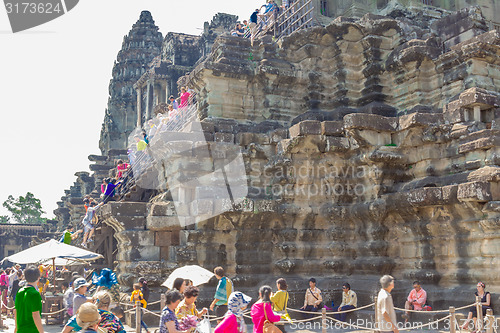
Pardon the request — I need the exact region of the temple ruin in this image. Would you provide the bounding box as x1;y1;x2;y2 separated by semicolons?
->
55;0;500;310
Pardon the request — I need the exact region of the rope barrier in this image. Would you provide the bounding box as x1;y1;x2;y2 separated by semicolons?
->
394;302;477;314
287;302;375;315
142;307;162;318
0;300;14;311
41;308;67;316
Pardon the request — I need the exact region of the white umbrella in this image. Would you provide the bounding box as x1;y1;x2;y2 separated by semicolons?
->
0;239;103;265
162;265;214;289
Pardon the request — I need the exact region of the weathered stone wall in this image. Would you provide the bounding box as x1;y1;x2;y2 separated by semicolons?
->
95;7;500;308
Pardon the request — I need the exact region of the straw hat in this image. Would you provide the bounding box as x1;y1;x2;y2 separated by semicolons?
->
76;303;101;328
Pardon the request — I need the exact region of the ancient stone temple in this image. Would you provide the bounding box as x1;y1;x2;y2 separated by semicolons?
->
57;2;500;311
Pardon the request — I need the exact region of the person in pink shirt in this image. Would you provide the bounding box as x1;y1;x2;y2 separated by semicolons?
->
179;87;191;108
116;159;129;179
251;286;281;333
214;292;252;333
403;281;427;322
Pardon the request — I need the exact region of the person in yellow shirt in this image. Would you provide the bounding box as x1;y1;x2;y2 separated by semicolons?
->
271;278;290;332
130;283;150;333
333;283;357;322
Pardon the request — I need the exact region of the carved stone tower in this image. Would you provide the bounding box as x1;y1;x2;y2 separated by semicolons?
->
99;11;163;155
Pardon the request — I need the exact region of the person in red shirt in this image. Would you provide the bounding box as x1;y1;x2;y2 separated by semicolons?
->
179;87;191;108
116;160;129;179
403;281;427;322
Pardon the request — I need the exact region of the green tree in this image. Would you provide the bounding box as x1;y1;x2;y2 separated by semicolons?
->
3;192;46;224
0;216;9;224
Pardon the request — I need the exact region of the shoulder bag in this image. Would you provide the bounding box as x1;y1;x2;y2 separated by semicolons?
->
263;303;282;333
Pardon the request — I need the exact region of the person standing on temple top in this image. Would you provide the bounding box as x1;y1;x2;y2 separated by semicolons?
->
403;281;427;322
332;282;357;322
251;285;281;333
15;265;44;333
376;275;399;333
169;95;179;110
271;278;290;332
210;266;234;323
300;277;322;319
231;23;246;37
135;135;148;151
249;8;259;31
215;291;252;333
81;201;104;248
116;159;129;179
59;225;83;245
179;87;191;108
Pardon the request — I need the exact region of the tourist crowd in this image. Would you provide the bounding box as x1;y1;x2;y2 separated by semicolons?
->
1;262;492;333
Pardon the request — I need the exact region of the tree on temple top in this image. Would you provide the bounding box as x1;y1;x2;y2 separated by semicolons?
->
0;215;9;224
2;192;46;224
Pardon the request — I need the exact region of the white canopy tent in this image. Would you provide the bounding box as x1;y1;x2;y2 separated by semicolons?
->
1;239;103;285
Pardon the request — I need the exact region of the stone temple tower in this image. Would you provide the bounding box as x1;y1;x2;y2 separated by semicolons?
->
99;11;163;155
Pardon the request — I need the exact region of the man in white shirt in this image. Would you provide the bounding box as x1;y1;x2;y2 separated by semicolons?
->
377;275;399;333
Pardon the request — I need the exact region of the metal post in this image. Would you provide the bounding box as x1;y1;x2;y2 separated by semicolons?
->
161;293;166;310
449;306;456;333
374;296;378;330
486;309;493;333
476;296;483;331
136;301;141;333
322;307;327;333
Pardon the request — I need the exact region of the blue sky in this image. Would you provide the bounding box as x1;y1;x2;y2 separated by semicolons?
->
0;0;260;219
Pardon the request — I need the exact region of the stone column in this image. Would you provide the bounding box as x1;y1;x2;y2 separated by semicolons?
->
161;82;168;104
136;87;142;127
145;80;152;120
474;105;481;122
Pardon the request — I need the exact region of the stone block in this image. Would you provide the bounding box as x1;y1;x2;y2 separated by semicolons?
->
147;216;184;231
151;202;176;216
407;187;443;207
467;166;500;183
343;113;397;132
457;181;492;202
192;141;211;158
214;132;235;143
190;200;214;216
236;132;255;146
442;185;459;204
325;137;350;152
155;231;180;247
458;136;500;154
321;121;343;136
101;202;147;217
398;113;443;131
289;120;322;138
160;246;171;261
270;128;288;143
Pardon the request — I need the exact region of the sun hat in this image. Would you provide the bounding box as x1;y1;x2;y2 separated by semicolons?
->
73;277;90;290
76;303;101;328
